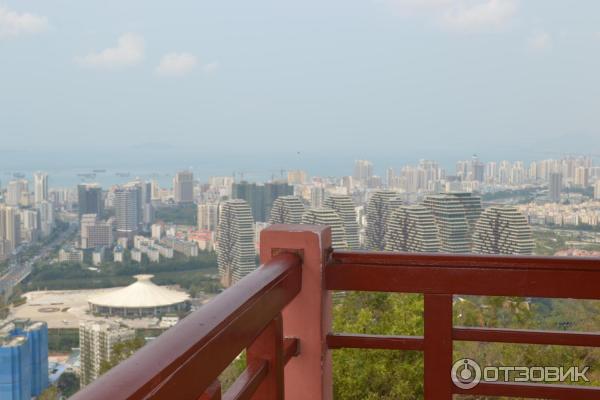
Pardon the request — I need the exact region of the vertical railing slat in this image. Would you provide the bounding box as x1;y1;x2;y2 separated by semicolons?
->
424;294;453;400
247;314;284;399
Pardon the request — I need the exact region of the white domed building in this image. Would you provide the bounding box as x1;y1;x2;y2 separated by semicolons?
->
88;275;190;318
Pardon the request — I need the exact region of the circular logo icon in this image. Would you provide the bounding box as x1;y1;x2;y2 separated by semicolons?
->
451;358;482;390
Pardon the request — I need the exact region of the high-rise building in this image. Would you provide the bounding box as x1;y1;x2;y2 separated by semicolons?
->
114;186;140;238
0;333;30;399
473;206;534;255
269;196;305;225
323;194;360;249
310;187;325;208
0;205;21;253
78;184;103;217
19;209;39;243
173;171;194;203
287;170;307;185
0;319;49;398
79;321;135;387
6;180;28;207
197;202;219;231
595;181;600;200
216;200;256;287
262;182;294;222
423;193;481;253
231;181;293;222
125;180;154;229
471;157;485;182
302;208;348;249
365;191;402;250
353;160;373;185
81;214;114;249
36;201;54;237
574;166;589;188
384;205;440;253
33;172;48;205
549;172;562;202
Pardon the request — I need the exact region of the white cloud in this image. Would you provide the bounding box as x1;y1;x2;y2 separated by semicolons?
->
442;0;517;32
155;52;198;76
386;0;518;33
528;31;552;51
0;6;48;39
76;33;144;69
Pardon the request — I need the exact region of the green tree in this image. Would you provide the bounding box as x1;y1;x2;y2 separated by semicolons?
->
332;292;424;400
99;337;146;375
38;386;59;400
57;372;80;397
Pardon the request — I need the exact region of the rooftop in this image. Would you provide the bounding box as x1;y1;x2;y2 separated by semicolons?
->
88;274;189;309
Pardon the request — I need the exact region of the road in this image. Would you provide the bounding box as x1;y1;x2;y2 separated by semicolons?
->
0;223;77;300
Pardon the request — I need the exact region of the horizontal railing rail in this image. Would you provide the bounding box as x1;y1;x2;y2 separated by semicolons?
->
73;252;303;400
326;250;600;400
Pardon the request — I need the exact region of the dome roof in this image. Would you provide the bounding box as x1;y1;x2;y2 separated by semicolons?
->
88;275;189;309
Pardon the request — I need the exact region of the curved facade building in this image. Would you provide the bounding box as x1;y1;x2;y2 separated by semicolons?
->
217;199;256;287
385;205;440;253
365;191;402;250
269;196;305;225
423;193;481;254
323;195;360;249
302;208;348;249
473;206;534;255
88;275;190;317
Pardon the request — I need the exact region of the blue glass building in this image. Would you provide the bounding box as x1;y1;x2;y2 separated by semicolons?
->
0;319;49;399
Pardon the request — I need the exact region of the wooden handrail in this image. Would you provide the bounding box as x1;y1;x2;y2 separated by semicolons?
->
327;249;600;399
73;252;302;400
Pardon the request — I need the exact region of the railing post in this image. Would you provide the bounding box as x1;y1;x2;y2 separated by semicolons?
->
247;314;284;399
424;294;453;399
260;224;333;400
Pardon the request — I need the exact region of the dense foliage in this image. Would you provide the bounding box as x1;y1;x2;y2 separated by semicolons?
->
155;203;197;225
333;292;424;400
57;372;80;398
21;251;220;295
48;329;79;352
332;292;600;399
99;336;146;375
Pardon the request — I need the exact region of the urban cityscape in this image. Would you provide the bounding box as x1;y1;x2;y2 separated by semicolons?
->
1;155;600;398
3;0;600;398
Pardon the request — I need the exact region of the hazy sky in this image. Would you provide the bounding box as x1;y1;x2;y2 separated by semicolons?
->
1;0;600;174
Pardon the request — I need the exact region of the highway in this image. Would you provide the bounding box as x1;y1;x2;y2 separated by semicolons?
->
0;223;77;300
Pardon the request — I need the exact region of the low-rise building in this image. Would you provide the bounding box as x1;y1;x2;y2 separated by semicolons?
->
59;247;84;263
92;248;106;266
162;237;199;257
147;247;160;263
113;246;125;263
131;248;143;263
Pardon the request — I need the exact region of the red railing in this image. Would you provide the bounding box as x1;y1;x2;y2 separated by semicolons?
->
327;250;600;399
72;225;600;400
72;251;302;400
